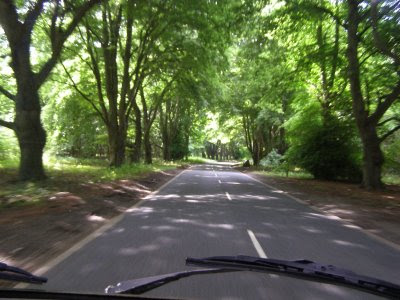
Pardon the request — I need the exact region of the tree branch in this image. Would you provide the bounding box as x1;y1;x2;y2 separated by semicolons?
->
63;44;94;73
371;0;400;66
328;15;340;91
120;4;134;112
60;61;107;125
84;26;109;125
0;0;23;45
24;0;47;34
150;78;174;124
370;79;400;124
35;0;101;88
301;3;347;29
378;116;400;127
0;118;15;130
50;0;61;43
0;85;15;101
380;124;400;142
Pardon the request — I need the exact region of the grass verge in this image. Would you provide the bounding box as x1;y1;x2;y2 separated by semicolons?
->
182;156;208;164
255;168;400;185
383;173;400;186
254;170;313;180
0;156;181;210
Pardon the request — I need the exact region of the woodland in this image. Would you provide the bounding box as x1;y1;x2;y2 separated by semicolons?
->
0;0;400;190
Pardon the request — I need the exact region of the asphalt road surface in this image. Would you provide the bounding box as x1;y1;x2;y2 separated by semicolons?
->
38;164;400;299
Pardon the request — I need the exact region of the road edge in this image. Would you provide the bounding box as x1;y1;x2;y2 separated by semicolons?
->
241;170;400;252
17;167;190;283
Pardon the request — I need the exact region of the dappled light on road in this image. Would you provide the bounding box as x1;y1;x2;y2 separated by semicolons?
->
0;253;16;266
299;226;324;234
36;164;397;300
185;199;201;203
119;244;160;256
343;224;363;230
332;240;367;249
305;212;342;220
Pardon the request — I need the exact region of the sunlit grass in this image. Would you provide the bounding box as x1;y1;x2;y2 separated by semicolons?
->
259;169;400;185
0;183;48;209
382;173;400;185
254;169;313;179
0;157;18;169
182;156;240;164
44;156;179;181
0;155;181;210
183;156;208;164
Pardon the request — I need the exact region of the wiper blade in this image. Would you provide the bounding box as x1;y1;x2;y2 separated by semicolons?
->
187;255;400;299
106;268;238;295
0;262;47;284
105;255;400;299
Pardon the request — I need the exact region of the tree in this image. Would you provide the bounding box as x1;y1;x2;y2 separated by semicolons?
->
267;0;400;188
153;1;234;161
346;0;400;189
226;36;291;165
0;0;100;180
268;0;361;179
62;0;147;166
140;78;174;164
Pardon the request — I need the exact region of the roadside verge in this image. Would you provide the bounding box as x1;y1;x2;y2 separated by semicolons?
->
241;170;400;251
0;167;187;286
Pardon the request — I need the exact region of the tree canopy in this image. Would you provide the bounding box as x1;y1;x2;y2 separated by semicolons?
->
1;0;399;190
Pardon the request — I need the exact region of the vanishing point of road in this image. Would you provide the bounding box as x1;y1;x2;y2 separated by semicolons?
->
36;164;400;299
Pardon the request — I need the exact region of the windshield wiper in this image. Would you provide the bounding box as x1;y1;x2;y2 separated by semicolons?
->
106;268;238;295
106;255;400;299
0;262;47;284
187;255;400;299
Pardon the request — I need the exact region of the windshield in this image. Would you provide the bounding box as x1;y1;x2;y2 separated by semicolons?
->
1;1;400;299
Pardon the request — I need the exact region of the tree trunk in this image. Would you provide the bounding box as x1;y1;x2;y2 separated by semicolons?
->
107;126;126;167
359;125;383;189
252;152;260;166
15;108;46;180
0;0;100;181
160;106;170;161
131;103;142;163
252;141;261;166
346;1;384;189
13;53;47;180
144;129;152;164
162;134;171;161
6;29;48;180
184;133;189;160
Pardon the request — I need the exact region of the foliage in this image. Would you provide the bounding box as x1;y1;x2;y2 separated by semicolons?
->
383;131;400;175
260;149;283;169
170;125;189;160
287;115;362;182
0;0;399;189
0;129;19;161
255;169;313;180
43;89;107;158
184;156;208;164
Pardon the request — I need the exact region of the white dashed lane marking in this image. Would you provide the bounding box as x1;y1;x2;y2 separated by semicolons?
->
225;192;232;201
247;229;267;258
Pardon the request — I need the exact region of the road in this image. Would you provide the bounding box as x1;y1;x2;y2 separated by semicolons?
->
38;164;400;299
